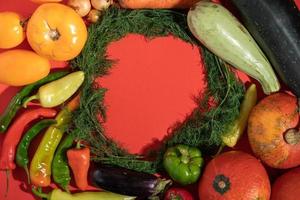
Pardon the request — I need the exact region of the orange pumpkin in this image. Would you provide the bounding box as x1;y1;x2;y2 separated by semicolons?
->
248;93;300;169
26;3;87;61
0;50;50;86
271;167;300;200
0;12;25;49
199;151;270;200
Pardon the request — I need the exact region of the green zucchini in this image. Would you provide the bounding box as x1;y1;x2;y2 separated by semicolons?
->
187;1;280;95
230;0;300;97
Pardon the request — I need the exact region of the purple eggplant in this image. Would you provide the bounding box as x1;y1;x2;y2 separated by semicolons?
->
91;165;172;199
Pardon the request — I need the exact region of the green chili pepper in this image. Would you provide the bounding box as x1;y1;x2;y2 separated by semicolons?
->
30;95;80;187
52;134;74;191
23;71;84;108
163;144;204;185
32;188;136;200
30;108;72;187
221;84;257;147
16;119;57;183
0;71;68;133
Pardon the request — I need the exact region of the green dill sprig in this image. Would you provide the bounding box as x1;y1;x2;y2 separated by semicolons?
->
71;7;245;173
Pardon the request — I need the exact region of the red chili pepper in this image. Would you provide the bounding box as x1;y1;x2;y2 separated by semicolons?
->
164;188;194;200
0;108;57;170
67;144;90;191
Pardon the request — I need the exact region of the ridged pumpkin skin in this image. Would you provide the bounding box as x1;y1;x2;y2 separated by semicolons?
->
248;93;300;169
199;151;270;200
271;167;300;200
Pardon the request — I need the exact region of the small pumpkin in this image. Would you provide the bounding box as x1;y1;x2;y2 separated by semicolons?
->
271;167;300;200
198;151;270;200
248;93;300;169
26;3;87;61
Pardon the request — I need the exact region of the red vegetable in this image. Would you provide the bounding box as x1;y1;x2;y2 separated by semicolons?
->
118;0;200;9
271;167;300;200
67;145;90;190
164;188;194;200
0;108;57;170
198;151;270;200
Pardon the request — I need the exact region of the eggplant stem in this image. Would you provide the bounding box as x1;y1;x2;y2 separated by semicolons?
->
152;179;172;197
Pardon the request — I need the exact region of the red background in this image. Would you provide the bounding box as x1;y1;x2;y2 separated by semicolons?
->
0;0;300;199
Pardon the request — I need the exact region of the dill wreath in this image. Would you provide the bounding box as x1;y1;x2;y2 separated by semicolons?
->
70;7;245;173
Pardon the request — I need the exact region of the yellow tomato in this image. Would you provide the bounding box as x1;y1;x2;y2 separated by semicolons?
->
0;50;50;86
26;3;87;61
0;12;25;49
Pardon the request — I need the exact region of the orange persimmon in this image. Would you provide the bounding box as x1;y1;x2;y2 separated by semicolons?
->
248;93;300;169
0;50;50;86
26;3;87;61
0;12;25;49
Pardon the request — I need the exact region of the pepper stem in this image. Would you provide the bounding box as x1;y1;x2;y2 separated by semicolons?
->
215;143;225;157
23;95;39;108
24;166;31;184
32;187;49;200
5;170;9;198
76;141;81;149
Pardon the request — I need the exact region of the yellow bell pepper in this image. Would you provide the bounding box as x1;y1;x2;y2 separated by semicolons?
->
221;84;257;147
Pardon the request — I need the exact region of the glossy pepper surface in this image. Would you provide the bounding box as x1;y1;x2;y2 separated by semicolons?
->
0;12;25;49
52;134;74;191
23;71;84;108
30;95;80;187
0;108;57;170
67;146;90;190
163;144;203;185
0;71;68;133
32;188;136;200
16;119;56;182
221;84;257;147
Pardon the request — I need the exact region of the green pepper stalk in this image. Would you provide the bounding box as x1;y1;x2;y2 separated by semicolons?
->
163;144;204;185
32;187;136;200
23;71;84;108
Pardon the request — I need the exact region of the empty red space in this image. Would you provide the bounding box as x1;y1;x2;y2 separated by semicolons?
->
99;34;204;154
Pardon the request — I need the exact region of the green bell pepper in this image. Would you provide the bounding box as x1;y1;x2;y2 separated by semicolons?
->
163;144;204;185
